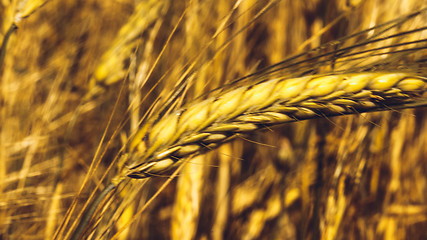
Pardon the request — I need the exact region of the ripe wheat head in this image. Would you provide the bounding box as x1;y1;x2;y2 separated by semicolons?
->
125;72;427;178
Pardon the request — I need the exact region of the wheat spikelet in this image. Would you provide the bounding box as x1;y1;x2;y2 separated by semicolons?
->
87;0;167;99
125;72;427;178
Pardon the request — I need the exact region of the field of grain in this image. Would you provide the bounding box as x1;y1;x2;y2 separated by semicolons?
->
1;0;427;239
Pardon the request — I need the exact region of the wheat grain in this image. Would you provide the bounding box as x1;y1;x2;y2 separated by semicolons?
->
124;72;427;178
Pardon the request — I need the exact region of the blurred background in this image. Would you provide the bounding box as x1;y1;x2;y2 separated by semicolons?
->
1;0;426;239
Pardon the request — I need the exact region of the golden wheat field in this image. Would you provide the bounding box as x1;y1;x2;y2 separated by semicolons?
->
1;0;427;239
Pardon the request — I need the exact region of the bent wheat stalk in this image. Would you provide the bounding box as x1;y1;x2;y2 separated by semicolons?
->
125;72;427;178
68;5;427;239
70;71;427;239
0;23;17;68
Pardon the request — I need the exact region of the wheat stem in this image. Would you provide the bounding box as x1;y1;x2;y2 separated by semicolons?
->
0;23;17;68
69;183;117;240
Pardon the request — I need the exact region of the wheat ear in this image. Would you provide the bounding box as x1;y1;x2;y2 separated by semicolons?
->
125;72;427;178
87;0;166;99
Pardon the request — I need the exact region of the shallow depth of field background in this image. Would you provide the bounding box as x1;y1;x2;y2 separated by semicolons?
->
1;0;427;239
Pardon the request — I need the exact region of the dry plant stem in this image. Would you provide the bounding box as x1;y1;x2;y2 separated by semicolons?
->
111;160;188;240
0;23;17;68
69;183;117;240
70;156;189;240
57;77;129;240
126;72;427;178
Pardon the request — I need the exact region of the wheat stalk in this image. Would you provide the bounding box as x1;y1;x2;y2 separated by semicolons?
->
70;71;426;239
124;72;426;178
